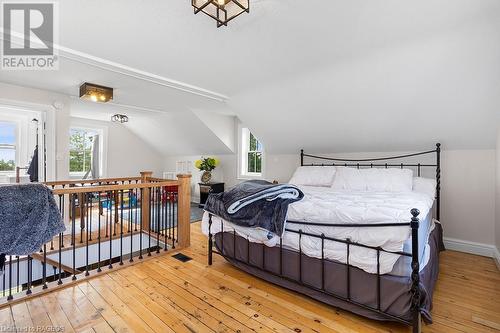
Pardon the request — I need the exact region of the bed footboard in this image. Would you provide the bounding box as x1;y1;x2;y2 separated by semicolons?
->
207;209;424;332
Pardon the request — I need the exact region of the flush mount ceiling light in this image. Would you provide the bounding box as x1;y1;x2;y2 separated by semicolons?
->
111;114;129;123
79;83;113;103
192;0;249;27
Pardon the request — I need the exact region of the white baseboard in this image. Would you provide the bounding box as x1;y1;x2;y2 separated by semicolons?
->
494;248;500;271
443;237;498;258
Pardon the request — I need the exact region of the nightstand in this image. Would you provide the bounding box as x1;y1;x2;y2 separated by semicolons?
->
198;182;225;208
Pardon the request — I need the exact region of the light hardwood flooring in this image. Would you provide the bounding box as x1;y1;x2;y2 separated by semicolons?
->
2;222;500;333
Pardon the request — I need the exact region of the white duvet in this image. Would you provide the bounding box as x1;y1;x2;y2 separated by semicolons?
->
202;186;435;275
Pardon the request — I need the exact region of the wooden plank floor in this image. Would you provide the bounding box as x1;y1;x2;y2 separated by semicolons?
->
3;222;500;333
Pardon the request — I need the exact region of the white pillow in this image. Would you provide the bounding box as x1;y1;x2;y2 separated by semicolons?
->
413;177;436;198
330;167;366;191
289;166;336;187
331;167;414;192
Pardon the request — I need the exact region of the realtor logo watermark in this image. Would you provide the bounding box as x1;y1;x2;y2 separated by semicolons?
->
1;1;59;70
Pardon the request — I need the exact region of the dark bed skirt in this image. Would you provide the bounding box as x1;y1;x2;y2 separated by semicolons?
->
214;223;443;324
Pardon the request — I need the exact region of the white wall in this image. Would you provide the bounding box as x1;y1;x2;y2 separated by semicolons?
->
166;148;498;249
71;117;164;177
0;82;164;180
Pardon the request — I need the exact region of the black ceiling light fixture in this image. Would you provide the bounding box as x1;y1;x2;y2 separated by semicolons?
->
79;83;113;103
192;0;249;27
111;114;129;123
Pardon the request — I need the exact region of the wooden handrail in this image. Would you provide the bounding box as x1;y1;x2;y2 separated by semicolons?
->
45;176;142;187
51;180;180;195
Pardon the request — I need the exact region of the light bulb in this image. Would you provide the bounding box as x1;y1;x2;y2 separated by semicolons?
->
99;94;106;101
217;0;226;6
90;94;98;102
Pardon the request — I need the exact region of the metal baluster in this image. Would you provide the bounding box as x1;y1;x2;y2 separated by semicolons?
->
156;187;161;253
128;189;132;234
139;188;144;260
174;192;178;246
89;192;93;241
16;257;19;293
148;188;152;256
109;191;114;269
80;191;85;244
97;192;102;272
105;191;109;238
42;244;47;289
120;190;124;265
134;188;138;232
58;233;63;285
26;255;32;295
7;256;12;300
172;192;176;249
164;188;168;251
72;194;77;280
59;194;65;248
130;190;134;262
85;194;90;276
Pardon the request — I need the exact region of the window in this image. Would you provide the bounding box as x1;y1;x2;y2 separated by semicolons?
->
69;128;98;175
0;121;17;172
240;127;264;178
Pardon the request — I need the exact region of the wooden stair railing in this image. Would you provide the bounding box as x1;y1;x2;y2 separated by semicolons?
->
0;172;191;308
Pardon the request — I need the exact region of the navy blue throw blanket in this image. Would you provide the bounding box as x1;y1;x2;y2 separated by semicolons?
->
0;184;65;266
204;180;304;237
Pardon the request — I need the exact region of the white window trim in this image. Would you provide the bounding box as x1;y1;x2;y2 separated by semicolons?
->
69;119;108;179
237;124;265;180
0;99;57;182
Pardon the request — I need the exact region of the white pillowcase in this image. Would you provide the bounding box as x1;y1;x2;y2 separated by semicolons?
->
331;167;414;192
289;166;336;187
413;177;436;198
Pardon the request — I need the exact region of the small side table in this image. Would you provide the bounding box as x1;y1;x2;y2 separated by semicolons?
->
198;182;224;208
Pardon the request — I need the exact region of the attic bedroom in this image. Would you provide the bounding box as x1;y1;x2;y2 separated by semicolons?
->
0;1;499;332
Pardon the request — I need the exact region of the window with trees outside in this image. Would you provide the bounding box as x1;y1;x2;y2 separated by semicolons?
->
69;128;98;175
241;127;263;177
0;122;17;172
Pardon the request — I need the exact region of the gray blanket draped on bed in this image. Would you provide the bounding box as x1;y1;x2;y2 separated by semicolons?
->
204;180;304;237
0;184;66;273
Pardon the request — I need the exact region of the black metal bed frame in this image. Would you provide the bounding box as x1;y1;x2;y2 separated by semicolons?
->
207;143;441;333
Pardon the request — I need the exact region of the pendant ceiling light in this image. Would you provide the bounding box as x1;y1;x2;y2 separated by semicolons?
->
111;114;129;123
79;83;113;103
192;0;249;27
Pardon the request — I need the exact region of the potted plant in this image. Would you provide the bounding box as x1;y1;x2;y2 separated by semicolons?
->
195;157;219;184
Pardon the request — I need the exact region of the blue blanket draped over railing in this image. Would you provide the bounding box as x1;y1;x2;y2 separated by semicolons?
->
0;184;65;274
204;180;304;237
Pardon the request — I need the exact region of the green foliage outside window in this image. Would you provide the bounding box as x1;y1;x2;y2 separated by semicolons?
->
69;129;94;173
247;132;262;173
0;159;15;171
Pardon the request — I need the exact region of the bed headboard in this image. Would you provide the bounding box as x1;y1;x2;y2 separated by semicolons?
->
300;143;442;220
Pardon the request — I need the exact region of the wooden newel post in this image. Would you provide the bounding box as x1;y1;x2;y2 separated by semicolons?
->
177;174;192;248
140;171;153;231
